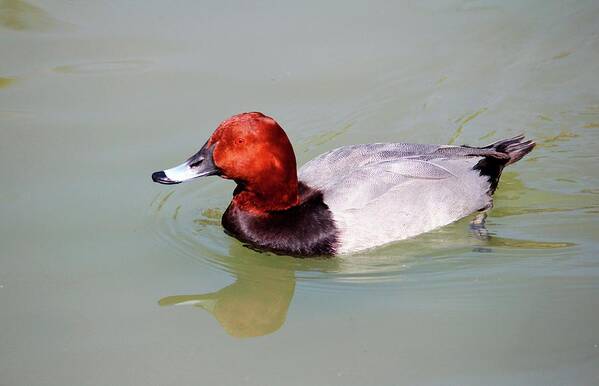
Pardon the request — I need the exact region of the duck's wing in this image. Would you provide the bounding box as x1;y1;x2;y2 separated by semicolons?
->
298;143;507;253
303;158;460;211
298;142;510;192
299;143;440;189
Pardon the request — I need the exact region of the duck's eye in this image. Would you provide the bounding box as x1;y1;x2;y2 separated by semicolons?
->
237;138;245;144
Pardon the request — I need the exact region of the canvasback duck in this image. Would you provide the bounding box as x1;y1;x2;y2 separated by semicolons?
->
152;112;535;256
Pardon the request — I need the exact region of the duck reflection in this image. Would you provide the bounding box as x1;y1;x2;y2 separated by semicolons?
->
0;0;61;31
157;230;573;338
158;243;299;338
156;191;574;339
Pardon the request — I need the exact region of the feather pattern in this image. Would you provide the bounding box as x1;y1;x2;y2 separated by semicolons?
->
299;136;534;254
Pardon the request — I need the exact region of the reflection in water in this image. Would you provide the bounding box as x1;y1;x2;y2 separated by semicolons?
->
0;0;60;31
53;60;152;75
156;229;573;339
536;129;579;148
0;76;16;88
155;195;575;338
485;237;574;249
300;122;353;154
447;107;487;145
492;172;599;218
159;246;296;338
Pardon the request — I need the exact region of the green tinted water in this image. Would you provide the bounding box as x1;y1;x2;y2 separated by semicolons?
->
1;1;599;385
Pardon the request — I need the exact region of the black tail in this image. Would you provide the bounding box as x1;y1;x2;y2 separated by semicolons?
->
483;134;536;165
473;134;536;193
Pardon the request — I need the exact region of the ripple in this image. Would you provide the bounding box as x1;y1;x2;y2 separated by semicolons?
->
148;178;576;291
53;60;151;75
536;130;579;148
491;172;599;217
447;108;488;145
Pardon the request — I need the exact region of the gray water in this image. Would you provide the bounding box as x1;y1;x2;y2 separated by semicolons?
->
1;1;599;385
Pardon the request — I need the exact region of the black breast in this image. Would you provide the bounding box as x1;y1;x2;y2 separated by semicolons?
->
221;184;338;257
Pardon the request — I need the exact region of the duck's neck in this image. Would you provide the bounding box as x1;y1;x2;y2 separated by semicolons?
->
231;173;300;214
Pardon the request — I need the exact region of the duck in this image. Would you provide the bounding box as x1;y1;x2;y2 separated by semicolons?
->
152;112;535;257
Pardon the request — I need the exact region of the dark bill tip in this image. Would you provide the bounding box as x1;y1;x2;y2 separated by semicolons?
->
151;171;180;185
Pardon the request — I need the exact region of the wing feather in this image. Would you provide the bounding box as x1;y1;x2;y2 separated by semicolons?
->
299;143;487;212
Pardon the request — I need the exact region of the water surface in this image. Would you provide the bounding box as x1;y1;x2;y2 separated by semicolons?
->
1;1;599;385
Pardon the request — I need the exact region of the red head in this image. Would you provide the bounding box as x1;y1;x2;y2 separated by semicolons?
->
209;112;299;211
152;112;299;213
